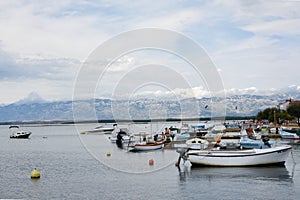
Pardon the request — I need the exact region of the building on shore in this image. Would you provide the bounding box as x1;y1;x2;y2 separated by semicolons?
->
278;98;300;111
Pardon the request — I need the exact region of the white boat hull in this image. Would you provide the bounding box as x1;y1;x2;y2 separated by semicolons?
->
186;145;291;166
130;142;164;151
10;131;31;139
110;135;133;143
280;130;299;139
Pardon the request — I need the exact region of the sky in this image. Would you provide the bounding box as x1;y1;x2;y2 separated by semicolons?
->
0;0;300;104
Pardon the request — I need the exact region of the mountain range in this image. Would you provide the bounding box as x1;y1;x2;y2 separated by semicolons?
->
1;87;299;122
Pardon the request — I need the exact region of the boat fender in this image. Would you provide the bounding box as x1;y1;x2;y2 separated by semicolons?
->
184;160;192;172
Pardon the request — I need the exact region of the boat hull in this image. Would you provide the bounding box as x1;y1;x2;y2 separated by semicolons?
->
130;142;164;151
10;132;31;139
187;145;292;167
280;130;300;139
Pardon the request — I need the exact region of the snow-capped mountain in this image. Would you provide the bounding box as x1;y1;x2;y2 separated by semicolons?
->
1;88;299;122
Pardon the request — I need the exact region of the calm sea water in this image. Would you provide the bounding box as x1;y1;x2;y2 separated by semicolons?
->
1;123;300;200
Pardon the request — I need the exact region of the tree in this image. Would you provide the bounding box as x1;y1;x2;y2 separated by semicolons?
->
287;103;300;125
256;107;293;123
256;107;277;122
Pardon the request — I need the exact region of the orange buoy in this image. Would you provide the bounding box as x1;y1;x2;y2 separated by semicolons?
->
148;159;154;165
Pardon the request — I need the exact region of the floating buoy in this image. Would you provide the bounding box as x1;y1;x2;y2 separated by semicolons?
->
148;159;154;165
31;168;40;179
106;151;111;156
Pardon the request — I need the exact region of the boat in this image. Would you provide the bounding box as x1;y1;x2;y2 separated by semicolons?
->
128;132;164;151
279;130;300;139
129;140;164;151
186;138;209;150
109;124;133;143
190;122;213;136
281;127;300;135
81;125;114;134
9;126;31;139
240;129;261;140
170;124;191;141
240;136;274;149
169;123;191;141
178;144;292;167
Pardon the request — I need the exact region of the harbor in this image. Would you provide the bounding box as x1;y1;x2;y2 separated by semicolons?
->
1;122;300;199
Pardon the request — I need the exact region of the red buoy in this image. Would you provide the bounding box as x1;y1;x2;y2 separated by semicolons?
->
149;159;154;165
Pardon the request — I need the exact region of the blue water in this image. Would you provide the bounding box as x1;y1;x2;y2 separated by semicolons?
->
0;124;300;200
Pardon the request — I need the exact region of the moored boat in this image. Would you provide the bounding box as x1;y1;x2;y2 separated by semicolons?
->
279;130;300;139
186;138;209;150
109;124;133;143
240;136;274;149
180;144;291;167
82;125;114;134
129;140;164;151
9;126;31;139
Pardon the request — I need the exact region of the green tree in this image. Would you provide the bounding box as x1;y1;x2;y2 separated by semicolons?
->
256;107;277;122
256;107;293;123
287;103;300;125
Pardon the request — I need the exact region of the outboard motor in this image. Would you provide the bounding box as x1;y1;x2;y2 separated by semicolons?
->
262;136;271;148
116;133;123;149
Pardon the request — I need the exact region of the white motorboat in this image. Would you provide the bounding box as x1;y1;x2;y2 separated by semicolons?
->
180;144;291;167
108;124;133;143
186;138;209;150
83;125;114;134
240;136;274;149
9;126;31;139
279;130;300;139
170;123;191;141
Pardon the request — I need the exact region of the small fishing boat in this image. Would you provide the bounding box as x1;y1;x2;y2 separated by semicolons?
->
170;123;191;141
82;125;114;134
129;140;164;151
186;138;209;150
179;144;291;167
240;129;261;140
128;132;164;151
9;126;31;139
173;132;190;141
109;124;133;143
191;124;209;136
240;136;274;149
279;130;300;139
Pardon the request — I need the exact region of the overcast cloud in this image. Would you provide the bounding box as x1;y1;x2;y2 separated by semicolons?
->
0;0;299;104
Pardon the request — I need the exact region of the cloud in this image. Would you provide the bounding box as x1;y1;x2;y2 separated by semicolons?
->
133;8;204;31
242;18;300;36
0;0;300;104
0;1;108;59
0;46;80;81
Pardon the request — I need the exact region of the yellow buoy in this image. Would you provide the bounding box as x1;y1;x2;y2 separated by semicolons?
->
148;159;154;166
31;168;40;179
106;151;111;156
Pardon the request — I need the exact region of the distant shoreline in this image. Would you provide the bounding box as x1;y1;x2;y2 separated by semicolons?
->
0;116;255;125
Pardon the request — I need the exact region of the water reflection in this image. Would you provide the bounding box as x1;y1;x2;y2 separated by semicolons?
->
179;166;293;183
